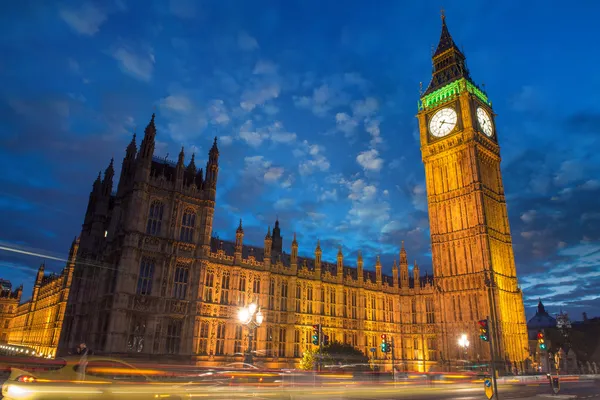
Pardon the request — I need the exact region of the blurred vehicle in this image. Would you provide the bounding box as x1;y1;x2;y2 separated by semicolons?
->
2;356;188;399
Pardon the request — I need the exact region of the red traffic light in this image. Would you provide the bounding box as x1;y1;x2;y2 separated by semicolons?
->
478;320;487;327
312;325;319;330
537;332;544;340
381;334;387;340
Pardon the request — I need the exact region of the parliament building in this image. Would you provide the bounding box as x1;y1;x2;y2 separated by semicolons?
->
7;16;529;372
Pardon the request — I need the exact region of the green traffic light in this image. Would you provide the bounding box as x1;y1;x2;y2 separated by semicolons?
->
540;343;547;350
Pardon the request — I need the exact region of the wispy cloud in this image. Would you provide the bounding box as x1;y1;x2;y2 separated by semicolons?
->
59;3;107;36
111;45;155;82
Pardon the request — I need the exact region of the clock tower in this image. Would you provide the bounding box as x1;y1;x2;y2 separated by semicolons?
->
417;15;528;369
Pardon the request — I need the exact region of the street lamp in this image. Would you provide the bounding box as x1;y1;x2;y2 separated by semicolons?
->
458;334;470;370
238;302;264;365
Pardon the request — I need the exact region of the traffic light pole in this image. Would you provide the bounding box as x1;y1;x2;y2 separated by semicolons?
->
487;315;499;399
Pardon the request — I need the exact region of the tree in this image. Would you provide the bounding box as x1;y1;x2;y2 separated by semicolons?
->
299;347;319;371
322;341;369;365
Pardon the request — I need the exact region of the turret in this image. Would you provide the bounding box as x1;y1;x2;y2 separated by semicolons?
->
337;246;343;271
314;240;322;277
413;260;420;288
375;255;382;284
271;218;283;254
400;241;409;289
204;137;219;201
186;153;197;185
291;232;298;270
176;147;185;188
264;226;272;268
36;263;45;285
357;251;364;283
136;114;157;181
392;259;399;287
102;158;114;197
235;219;244;263
117;133;137;194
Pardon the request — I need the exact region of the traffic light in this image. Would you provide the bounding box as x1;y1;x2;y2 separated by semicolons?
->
537;331;547;350
323;335;330;346
478;319;489;342
380;334;388;352
312;324;320;345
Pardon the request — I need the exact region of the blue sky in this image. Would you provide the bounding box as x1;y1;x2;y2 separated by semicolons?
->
1;0;599;319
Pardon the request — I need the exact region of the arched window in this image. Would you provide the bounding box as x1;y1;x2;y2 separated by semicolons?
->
180;209;196;242
146;201;164;236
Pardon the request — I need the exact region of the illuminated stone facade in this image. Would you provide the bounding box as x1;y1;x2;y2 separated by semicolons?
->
416;15;529;369
55;16;529;372
0;280;22;343
7;242;77;357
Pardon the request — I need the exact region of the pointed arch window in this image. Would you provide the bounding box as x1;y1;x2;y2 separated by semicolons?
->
146;200;164;236
180;209;196;242
137;258;155;296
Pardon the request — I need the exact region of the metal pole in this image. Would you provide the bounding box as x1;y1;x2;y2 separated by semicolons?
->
487;313;499;400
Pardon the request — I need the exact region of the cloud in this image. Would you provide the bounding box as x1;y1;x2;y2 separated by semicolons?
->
356;149;383;172
59;3;107;36
160;95;193;113
297;141;331;176
274;198;295;210
253;60;278;75
238;31;259;51
111;46;155;82
243;156;286;186
335;113;358;136
219;136;233;146
207;99;230;125
343;178;390;228
237;120;297;148
67;58;80;74
319;189;338;202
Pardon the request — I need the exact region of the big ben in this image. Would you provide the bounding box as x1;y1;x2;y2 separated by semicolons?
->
417;14;529;370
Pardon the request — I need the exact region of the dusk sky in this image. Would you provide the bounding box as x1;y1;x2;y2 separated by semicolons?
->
1;0;599;319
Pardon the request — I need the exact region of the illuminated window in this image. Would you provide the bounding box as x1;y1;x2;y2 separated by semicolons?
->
136;258;155;296
215;324;225;355
266;326;274;356
280;283;288;311
293;329;301;358
146;200;164;236
203;271;214;302
295;286;301;312
220;273;230;305
234;325;243;354
278;328;286;357
268;279;275;310
426;298;435;324
198;321;209;354
180;209;196;242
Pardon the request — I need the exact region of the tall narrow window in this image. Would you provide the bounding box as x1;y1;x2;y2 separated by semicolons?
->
137;258;155;295
253;278;261;295
293;329;301;358
173;264;189;300
238;274;246;306
279;283;288;311
351;292;357;319
320;288;325;315
215;324;225;355
166;319;182;354
146;200;164;236
426;298;435;324
268;279;275;310
204;271;214;302
370;296;376;321
221;273;230;305
278;328;286;357
307;287;313;314
343;291;348;318
198;321;209;354
234;325;243;354
295;286;301;312
266;326;274;356
180;209;196;242
411;299;418;324
329;290;336;316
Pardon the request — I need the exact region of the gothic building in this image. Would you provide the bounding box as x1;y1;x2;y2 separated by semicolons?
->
56;15;528;371
6;240;77;358
0;280;22;343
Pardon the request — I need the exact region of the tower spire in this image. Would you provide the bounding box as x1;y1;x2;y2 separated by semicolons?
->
423;14;472;96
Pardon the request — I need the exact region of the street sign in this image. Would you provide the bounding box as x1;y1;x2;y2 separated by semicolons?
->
369;347;376;353
552;377;560;394
484;378;493;399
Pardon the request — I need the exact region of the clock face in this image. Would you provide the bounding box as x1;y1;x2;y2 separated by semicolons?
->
476;107;494;137
429;107;458;138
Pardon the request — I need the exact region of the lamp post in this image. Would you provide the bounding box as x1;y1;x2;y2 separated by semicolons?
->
238;302;264;365
458;334;470;371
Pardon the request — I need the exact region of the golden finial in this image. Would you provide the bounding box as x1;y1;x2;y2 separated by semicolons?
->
441;8;446;21
419;82;423;96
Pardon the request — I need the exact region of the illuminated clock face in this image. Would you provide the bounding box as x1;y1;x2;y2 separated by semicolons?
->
429;107;458;138
476;107;494;137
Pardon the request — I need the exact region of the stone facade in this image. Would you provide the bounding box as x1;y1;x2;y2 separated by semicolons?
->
7;241;76;357
0;280;22;343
